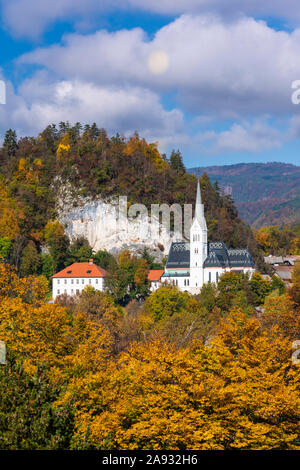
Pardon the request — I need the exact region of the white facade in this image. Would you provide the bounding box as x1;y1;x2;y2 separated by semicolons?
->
149;281;160;292
189;180;208;289
162;180;255;294
52;276;105;299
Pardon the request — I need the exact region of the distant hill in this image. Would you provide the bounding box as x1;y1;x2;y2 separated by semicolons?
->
189;162;300;227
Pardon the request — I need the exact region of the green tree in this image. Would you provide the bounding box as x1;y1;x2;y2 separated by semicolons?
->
106;251;150;304
143;286;193;323
65;237;93;265
0;236;12;258
0;351;74;450
41;253;55;281
3;129;18;156
94;249;116;271
169;149;185;173
270;275;285;295
19;241;42;277
44;221;69;271
216;271;253;311
249;272;271;306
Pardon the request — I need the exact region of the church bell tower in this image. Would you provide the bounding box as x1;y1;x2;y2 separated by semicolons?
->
190;179;207;288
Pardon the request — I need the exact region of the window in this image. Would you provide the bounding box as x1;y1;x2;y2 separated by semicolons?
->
71;289;74;294
89;279;91;284
216;272;219;283
64;289;67;294
71;279;74;284
96;279;98;284
209;272;211;283
57;289;60;294
184;279;186;286
57;279;60;285
82;279;85;284
76;289;79;295
187;279;189;286
76;279;79;284
64;279;67;284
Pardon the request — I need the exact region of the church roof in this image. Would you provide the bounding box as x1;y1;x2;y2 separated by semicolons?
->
165;241;190;269
203;242;230;268
165;241;255;270
227;248;255;268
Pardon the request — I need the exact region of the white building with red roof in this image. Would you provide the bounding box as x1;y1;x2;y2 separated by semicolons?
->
148;269;164;292
52;259;108;299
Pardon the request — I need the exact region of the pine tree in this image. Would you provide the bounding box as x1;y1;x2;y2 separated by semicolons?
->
169;150;185;173
3;129;18;156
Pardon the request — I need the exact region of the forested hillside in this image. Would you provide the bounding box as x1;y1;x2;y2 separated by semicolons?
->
0;123;264;278
189;162;300;227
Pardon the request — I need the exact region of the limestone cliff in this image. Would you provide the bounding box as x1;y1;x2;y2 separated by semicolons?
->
56;189;184;261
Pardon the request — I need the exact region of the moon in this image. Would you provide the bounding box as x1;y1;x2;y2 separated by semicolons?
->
148;50;169;75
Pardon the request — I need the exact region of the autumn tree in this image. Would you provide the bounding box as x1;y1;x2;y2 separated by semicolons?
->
288;261;300;307
0;351;75;449
64;309;300;450
44;221;69;270
19;241;42;277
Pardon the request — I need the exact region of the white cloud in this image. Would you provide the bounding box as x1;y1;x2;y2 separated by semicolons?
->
214;121;285;153
2;13;299;159
3;0;300;39
0;74;290;157
0;73;184;145
18;15;300;116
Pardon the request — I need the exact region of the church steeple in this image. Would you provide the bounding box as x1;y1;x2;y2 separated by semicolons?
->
190;178;208;285
193;178;207;231
195;178;202;221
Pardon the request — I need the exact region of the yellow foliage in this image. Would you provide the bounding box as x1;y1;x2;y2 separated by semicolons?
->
66;309;300;450
123;133;168;172
1;256;300;450
0;261;112;379
0;180;20;239
56;133;71;160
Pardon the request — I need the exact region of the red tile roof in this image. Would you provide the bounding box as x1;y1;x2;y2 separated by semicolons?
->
148;269;164;282
52;262;108;278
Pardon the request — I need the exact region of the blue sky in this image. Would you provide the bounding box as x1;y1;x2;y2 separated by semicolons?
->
1;1;300;167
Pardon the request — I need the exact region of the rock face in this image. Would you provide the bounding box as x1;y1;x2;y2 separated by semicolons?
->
57;194;184;261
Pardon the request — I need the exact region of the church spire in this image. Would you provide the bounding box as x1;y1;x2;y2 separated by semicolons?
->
195;178;202;221
192;178;207;231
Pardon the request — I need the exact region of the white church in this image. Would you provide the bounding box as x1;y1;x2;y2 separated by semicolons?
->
52;179;255;299
152;180;255;294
